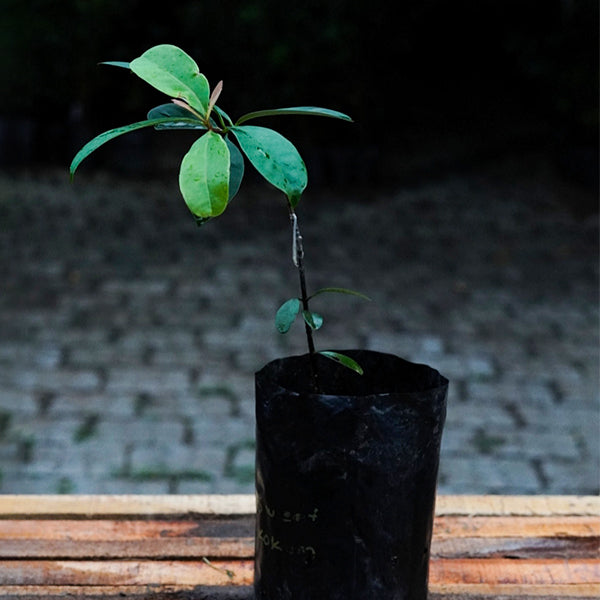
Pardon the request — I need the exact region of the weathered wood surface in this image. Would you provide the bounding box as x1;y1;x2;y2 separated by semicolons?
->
0;495;597;599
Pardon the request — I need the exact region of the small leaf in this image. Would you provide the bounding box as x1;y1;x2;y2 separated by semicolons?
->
171;98;205;120
148;103;193;119
100;61;131;69
130;44;210;115
147;104;207;130
179;131;230;218
213;105;233;127
309;287;371;301
275;298;301;333
232;125;307;206
318;351;364;375
70;117;203;177
236;106;353;126
207;80;224;117
302;310;323;330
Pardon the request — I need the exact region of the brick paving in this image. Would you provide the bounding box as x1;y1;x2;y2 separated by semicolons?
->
0;155;598;495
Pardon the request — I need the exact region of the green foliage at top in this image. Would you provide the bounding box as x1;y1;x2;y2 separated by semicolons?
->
70;44;351;220
71;44;365;378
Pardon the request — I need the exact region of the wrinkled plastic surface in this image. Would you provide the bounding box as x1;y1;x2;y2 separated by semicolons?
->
254;350;448;600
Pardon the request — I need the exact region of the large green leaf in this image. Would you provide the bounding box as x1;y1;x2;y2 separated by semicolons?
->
147;103;207;130
130;44;210;116
236;106;353;125
179;131;230;218
231;125;307;206
70;117;203;177
275;298;301;333
225;138;244;202
190;137;245;227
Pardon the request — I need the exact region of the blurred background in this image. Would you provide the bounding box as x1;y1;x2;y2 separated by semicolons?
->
1;0;598;189
0;0;598;495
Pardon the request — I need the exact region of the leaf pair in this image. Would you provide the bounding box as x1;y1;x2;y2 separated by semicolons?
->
70;44;352;221
176;122;309;218
275;298;322;334
275;288;370;375
276;287;370;334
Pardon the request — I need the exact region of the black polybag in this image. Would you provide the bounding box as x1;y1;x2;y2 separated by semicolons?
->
254;350;448;600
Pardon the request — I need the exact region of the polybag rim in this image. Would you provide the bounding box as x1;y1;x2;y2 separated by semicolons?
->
256;349;449;400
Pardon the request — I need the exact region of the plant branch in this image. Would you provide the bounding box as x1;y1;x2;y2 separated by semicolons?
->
289;207;319;391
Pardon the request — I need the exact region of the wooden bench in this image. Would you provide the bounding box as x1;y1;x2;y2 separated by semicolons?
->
0;495;597;599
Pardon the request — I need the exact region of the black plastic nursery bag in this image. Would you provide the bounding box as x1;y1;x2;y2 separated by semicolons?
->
254;350;448;600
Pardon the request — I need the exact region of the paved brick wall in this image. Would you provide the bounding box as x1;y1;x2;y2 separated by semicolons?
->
0;156;598;494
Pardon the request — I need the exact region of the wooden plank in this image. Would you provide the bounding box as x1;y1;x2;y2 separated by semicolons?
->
435;495;600;517
0;586;596;600
0;557;597;587
2;515;595;542
1;536;594;561
429;583;600;599
0;538;255;559
433;515;600;538
1;535;594;561
0;518;254;559
0;586;597;600
0;559;254;586
0;586;254;599
0;495;256;518
1;516;596;560
429;558;600;584
432;536;600;559
0;518;254;540
0;494;597;518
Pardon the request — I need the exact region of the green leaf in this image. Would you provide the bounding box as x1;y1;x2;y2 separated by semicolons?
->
70;117;203;178
147;103;207;130
275;298;301;333
318;351;364;375
207;80;223;118
179;131;230;218
302;310;323;330
130;44;210;116
231;125;307;206
213;105;233;127
225;138;244;202
236;106;353;126
188;137;244;227
309;287;371;301
100;61;130;69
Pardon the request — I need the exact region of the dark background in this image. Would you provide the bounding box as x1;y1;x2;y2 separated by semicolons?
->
0;0;597;193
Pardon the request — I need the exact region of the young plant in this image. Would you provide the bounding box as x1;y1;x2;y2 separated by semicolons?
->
70;44;368;384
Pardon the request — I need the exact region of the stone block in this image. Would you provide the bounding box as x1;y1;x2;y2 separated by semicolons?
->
105;367;190;395
438;455;541;494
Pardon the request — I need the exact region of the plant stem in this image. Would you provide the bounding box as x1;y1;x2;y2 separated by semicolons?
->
289;208;319;391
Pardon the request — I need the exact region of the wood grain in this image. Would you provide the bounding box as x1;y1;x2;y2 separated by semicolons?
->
0;495;596;598
0;494;597;517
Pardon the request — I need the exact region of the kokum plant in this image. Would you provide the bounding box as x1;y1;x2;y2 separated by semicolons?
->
70;44;369;387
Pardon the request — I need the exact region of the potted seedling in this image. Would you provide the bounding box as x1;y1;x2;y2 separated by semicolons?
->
71;44;449;600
